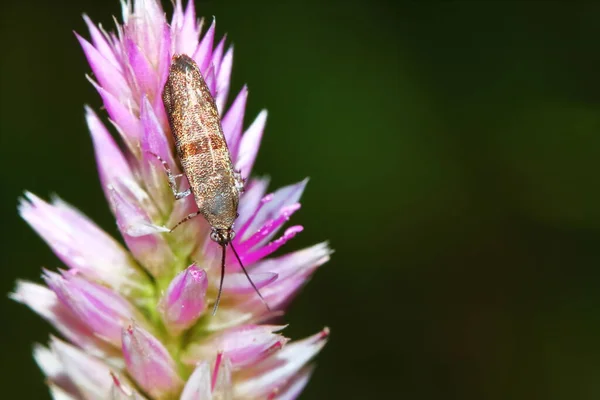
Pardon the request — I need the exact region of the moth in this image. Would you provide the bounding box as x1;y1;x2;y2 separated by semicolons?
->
157;54;269;314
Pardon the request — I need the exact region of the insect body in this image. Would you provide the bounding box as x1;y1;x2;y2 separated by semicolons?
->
160;54;268;314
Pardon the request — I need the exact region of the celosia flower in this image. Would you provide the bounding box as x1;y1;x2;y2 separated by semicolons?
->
11;0;330;398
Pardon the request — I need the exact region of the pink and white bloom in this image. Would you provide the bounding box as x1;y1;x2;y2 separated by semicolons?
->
11;0;330;398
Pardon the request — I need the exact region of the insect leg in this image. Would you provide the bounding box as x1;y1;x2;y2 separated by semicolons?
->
170;211;201;232
146;152;191;200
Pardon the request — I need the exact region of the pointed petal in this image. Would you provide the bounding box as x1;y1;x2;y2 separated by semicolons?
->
82;15;120;69
34;345;80;398
86;84;142;156
171;0;202;55
158;264;208;335
250;242;331;310
237;203;301;252
182;325;288;369
49;385;79;400
211;354;233;399
43;271;150;347
193;18;215;74
11;281;113;357
272;366;315;400
124;36;159;98
50;337;115;399
215;45;233;114
244;179;308;238
222;272;278;295
235;328;329;398
241;226;303;266
122;323;184;398
18;193;151;299
109;186;176;278
237;178;270;229
76;33;131;100
221;86;247;156
180;361;212;400
236;110;267;179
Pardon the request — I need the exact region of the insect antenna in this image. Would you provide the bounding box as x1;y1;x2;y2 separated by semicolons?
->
212;244;227;315
230;243;271;312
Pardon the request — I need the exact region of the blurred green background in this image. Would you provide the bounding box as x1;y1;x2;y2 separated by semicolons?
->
2;0;600;398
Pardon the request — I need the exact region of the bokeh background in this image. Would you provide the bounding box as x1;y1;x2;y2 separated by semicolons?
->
2;0;600;398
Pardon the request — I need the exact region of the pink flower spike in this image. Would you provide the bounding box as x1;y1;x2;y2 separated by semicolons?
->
182;325;288;370
158;264;208;336
122;323;184;399
236;110;268;179
180;361;211;400
241;226;304;266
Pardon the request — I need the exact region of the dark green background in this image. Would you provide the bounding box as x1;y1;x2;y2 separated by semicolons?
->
2;0;600;399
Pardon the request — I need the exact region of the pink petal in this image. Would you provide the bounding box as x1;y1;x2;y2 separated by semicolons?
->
221;86;247;157
236;328;329;398
241;226;303;266
43;271;150;347
211;353;233;398
11;282;112;357
236;178;271;229
271;366;315;400
85;107;138;199
250;242;331;310
182;325;288;369
124;36;159;99
244;179;308;238
171;0;202;55
215;45;233;114
76;33;130;100
86;83;142;155
237;203;301;252
82;15;120;70
122;323;184;399
222;272;278;295
193;18;215;74
236;110;267;179
109;186;176;278
18;193;151;298
158;264;208;335
140;95;173;165
33;345;80;398
50;337;115;399
180;361;212;400
139;96;179;215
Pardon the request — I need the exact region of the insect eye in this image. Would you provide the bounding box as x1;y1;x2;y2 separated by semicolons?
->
229;230;236;241
210;231;220;242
